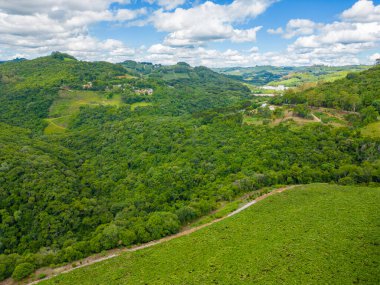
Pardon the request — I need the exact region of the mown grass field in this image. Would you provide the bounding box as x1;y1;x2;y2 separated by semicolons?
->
361;121;380;138
44;90;123;134
49;90;123;117
130;101;152;111
43;117;70;134
40;184;380;285
161;73;190;81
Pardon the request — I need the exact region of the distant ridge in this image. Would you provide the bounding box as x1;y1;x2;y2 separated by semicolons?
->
0;57;27;64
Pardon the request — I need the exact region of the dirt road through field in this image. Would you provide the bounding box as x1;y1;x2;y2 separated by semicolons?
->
18;185;298;285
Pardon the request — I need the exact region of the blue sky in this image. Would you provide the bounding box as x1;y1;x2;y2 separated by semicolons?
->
0;0;379;66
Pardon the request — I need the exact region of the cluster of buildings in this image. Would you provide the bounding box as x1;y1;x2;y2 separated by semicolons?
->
82;82;93;89
134;88;153;95
82;82;153;96
262;85;289;91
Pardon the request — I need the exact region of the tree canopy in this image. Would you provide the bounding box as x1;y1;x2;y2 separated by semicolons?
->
0;55;379;281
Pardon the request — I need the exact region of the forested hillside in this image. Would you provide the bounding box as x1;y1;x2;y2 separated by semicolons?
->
0;52;125;132
272;66;380;126
0;54;379;282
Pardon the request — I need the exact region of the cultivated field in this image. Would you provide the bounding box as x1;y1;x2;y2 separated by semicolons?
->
38;184;380;285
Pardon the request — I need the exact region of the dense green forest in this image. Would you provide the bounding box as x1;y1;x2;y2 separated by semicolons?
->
0;53;379;281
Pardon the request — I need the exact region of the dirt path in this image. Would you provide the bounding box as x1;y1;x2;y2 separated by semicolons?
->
47;120;66;130
311;113;322;122
45;117;70;130
5;185;297;285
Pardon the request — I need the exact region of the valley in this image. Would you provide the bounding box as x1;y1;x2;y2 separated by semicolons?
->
0;53;379;284
1;1;380;284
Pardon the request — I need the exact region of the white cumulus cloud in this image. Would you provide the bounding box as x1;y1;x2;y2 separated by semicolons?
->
0;0;143;61
151;0;275;46
283;19;320;39
369;52;380;61
267;27;283;35
144;0;186;10
341;0;380;22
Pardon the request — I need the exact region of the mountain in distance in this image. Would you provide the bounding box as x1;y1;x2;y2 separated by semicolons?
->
0;58;27;64
214;65;371;87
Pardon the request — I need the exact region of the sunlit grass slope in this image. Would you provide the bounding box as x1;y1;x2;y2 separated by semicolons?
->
361;121;380;138
44;90;123;134
41;184;380;285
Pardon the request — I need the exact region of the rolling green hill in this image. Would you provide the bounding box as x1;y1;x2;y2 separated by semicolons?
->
39;184;380;285
0;52;126;132
272;65;380;127
0;54;250;134
0;54;379;282
214;65;370;87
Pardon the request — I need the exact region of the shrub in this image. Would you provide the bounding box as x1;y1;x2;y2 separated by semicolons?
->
11;262;34;281
146;212;180;240
0;264;7;281
293;104;311;118
38;273;47;280
176;206;198;224
119;230;136;246
0;254;18;281
360;106;379;125
338;176;355;186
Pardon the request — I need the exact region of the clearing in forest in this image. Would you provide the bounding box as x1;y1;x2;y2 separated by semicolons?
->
44;90;123;134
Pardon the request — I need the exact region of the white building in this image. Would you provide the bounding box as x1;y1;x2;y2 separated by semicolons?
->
261;103;276;111
262;85;288;91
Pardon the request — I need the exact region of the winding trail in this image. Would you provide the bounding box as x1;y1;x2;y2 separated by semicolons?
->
13;185;297;285
311;113;322;123
47;120;66;130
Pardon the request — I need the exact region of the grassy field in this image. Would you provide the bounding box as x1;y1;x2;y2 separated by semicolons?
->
243;107;353;128
49;90;123;117
40;184;380;285
44;90;123;134
361;121;380;138
43;117;71;134
243;116;265;126
160;73;190;81
244;110;319;127
130;101;152;111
